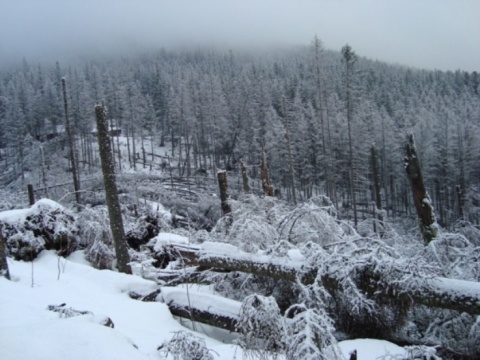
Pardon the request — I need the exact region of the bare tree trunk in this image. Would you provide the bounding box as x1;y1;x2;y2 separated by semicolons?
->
370;144;383;233
404;134;438;245
0;224;11;280
282;97;297;206
239;158;250;194
217;170;231;216
61;78;81;207
95;105;131;274
260;144;274;197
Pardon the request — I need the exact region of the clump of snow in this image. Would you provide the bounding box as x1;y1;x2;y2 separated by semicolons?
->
152;232;189;251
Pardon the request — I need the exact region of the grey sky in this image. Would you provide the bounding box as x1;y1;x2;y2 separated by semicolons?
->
1;0;479;71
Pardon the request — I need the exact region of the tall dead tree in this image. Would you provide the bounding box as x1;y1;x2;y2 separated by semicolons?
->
95;105;131;274
61;77;81;206
342;44;358;227
282;97;297;205
260;144;274;197
404;134;438;244
370;144;383;233
217;170;231;216
239;158;250;194
0;224;11;280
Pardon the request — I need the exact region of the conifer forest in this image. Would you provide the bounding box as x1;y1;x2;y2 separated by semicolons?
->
1;37;480;359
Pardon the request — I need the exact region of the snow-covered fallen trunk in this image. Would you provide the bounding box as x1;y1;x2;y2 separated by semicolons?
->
165;244;480;315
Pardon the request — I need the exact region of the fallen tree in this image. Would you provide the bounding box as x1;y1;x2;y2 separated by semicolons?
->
161;243;480;316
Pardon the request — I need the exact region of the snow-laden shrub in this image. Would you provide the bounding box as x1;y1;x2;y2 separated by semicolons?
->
236;294;285;359
277;196;344;246
212;195;283;252
76;206;115;270
1;199;78;260
423;232;479;281
6;230;44;261
158;331;216;360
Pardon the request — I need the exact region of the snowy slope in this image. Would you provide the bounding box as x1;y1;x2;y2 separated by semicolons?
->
0;250;409;360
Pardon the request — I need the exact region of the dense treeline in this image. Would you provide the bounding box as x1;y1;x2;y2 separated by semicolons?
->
0;40;479;227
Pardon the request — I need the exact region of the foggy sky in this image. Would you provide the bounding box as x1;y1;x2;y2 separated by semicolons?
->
1;0;479;72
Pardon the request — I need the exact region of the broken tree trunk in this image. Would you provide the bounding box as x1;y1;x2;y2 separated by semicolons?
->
217;170;231;216
239;159;250;194
163;244;480;315
0;224;11;280
404;134;438;244
95;105;131;274
260;144;274;197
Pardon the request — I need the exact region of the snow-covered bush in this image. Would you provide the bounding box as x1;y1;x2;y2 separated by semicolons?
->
76;206;115;269
277;196;344;246
1;199;78;260
158;331;216;360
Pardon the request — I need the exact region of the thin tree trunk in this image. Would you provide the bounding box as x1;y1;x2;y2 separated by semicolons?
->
282;97;297;206
61;78;81;207
95;105;131;274
239;159;250;194
260;144;274;197
370;144;383;233
404;134;438;245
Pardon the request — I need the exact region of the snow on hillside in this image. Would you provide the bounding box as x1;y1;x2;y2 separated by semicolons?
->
0;248;413;360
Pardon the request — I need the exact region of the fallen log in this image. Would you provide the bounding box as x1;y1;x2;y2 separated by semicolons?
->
163;244;480;315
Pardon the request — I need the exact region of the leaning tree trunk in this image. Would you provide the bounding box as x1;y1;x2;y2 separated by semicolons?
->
0;224;11;280
404;134;438;245
95;105;131;274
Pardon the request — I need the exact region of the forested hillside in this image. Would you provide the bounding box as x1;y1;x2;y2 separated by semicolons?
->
1;41;479;228
1;40;480;359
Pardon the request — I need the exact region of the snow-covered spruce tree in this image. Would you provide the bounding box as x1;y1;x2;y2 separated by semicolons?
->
94;105;131;274
236;294;285;359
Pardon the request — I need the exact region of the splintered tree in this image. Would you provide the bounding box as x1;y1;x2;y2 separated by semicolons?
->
95;105;131;274
404;134;438;244
217;170;231;216
0;224;11;280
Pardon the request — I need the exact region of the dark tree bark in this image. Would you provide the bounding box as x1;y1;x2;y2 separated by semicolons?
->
217;170;231;216
239;159;250;194
95;105;131;274
61;78;81;206
0;224;11;280
404;134;438;244
27;184;35;206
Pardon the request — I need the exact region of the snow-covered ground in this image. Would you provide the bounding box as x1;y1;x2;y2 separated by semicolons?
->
0;248;413;360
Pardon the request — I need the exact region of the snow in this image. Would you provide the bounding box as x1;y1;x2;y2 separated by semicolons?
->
152;232;190;251
0;198;64;224
0;250;417;360
338;339;404;359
